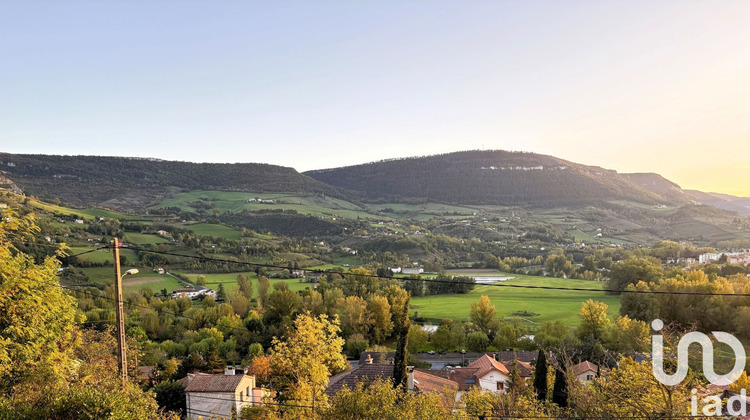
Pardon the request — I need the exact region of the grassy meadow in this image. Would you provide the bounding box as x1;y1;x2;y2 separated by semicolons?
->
411;273;620;326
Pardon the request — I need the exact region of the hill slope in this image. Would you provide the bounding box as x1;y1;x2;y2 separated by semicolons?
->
0;153;338;210
306;150;669;206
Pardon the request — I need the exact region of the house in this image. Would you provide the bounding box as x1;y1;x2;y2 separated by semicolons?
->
571;361;597;383
326;360;457;402
402;267;424;275
172;288;201;299
182;367;266;419
468;354;510;392
154;268;166;275
501;359;533;380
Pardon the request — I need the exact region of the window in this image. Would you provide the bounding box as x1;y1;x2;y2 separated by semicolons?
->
246;386;251;399
496;382;504;391
239;391;243;400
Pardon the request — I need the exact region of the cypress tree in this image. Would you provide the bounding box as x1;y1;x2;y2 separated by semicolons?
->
392;299;411;388
534;350;548;401
552;363;568;407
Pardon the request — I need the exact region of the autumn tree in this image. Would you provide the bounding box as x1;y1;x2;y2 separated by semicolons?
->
257;275;270;308
576;300;610;341
269;313;347;412
0;212;78;391
236;273;253;299
367;295;393;344
470;295;497;337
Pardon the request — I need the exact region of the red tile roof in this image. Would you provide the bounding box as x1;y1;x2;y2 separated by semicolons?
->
469;354;509;378
413;370;458;394
184;373;247;393
571;361;597;376
502;359;533;378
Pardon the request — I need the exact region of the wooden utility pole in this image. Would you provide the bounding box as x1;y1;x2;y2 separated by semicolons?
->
113;237;127;384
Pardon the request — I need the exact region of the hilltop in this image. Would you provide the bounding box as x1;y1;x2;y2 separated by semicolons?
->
305;150;675;206
0;153;339;210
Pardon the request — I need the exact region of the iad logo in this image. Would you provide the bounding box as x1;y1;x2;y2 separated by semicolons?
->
651;319;746;386
651;319;747;416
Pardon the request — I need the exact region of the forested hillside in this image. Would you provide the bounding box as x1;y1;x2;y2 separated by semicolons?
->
0;153;339;210
306;150;669;206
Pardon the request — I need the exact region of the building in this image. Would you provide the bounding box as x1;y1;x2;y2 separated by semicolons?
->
183;367;266;419
172;288;201;299
402;267;424;275
571;361;597;383
327;359;457;402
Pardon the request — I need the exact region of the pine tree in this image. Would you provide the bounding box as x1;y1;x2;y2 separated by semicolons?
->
534;350;548;401
552;364;568;407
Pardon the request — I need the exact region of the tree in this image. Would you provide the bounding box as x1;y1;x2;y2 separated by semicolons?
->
607;316;649;353
552;364;568;407
216;283;227;301
533;350;548;402
407;324;428;353
470;296;497;337
392;296;411;388
195;274;207;286
154;380;186;414
367;295;393;344
492;322;519;350
619;281;659;322
270;313;347;411
236;274;253;299
257;276;270;308
535;321;568;349
0;213;78;391
431;319;465;351
466;331;490;352
608;257;663;291
576;300;610;341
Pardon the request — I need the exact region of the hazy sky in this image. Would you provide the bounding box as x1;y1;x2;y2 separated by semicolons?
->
2;1;749;195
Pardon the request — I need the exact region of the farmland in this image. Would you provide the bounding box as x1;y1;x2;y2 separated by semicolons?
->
411;273;620;326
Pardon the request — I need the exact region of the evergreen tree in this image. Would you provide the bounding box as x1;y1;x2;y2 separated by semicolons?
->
552;364;568;408
217;283;227;301
534;350;548;402
392;297;411;388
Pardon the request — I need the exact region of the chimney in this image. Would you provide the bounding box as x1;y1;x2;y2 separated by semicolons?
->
407;366;415;391
243;366;250;375
225;366;235;376
366;354;373;364
493;353;498;361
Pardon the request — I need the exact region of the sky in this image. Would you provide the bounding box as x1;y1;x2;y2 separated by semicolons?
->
1;1;749;196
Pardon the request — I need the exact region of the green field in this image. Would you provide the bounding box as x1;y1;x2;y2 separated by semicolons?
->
151;190;379;220
123;232;169;245
31;200;136;220
185;223;243;240
411;274;620;326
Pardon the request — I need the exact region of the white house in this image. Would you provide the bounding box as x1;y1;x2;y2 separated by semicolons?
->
571;361;597;383
402;267;424;275
172;288;201;299
468;354;510;393
183;367;266;419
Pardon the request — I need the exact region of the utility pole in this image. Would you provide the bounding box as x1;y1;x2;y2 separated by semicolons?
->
113;237;127;384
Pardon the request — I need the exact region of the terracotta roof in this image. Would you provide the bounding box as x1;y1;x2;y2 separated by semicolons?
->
502;360;533;378
184;373;247;393
327;364;394;396
422;367;480;391
571;361;597;376
469;354;509;378
413;370;458;394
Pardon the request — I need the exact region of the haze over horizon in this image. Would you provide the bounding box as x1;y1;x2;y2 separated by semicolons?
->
2;1;749;195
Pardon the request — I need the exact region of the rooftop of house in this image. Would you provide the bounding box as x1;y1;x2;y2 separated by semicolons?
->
413;370;459;394
327;363;394;397
183;372;249;393
419;367;480;391
469;354;509;377
502;359;533;378
571;361;597;376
